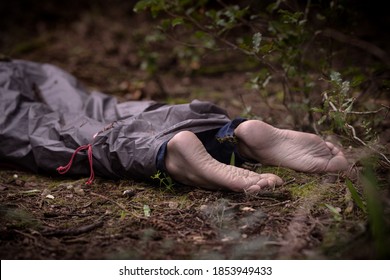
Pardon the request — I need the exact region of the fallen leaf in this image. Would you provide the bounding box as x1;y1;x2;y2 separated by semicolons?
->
45;194;55;199
143;205;151;217
168;201;179;209
241;206;256;212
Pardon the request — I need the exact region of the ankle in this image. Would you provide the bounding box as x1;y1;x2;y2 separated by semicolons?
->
235;120;276;155
165;131;192;172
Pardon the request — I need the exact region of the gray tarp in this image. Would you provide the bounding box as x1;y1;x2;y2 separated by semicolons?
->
0;59;231;182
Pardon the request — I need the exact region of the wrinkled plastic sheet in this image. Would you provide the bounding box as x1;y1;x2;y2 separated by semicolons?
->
0;59;230;181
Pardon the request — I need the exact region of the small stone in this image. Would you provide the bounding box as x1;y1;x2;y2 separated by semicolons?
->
221;237;233;242
199;205;210;211
241;206;256;212
122;189;136;197
168;201;179;209
73;186;85;196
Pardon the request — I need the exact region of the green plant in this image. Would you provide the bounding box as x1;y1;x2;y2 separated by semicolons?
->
360;160;389;258
229;152;235;166
345;178;366;213
133;1;383;123
133;0;307;99
324;203;342;222
316;71;355;132
314;71;390;165
151;170;175;192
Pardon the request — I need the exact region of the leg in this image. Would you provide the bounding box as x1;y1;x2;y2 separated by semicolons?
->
165;131;283;193
235;120;349;173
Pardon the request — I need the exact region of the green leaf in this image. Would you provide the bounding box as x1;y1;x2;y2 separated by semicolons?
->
346;179;366;213
361;163;388;258
330;71;342;84
133;0;153;12
324;203;342;222
143;205;151;217
172;18;184;27
230;152;236;166
194;30;207;39
160;19;172;30
317;115;327;125
134;0;166;17
340;80;350;96
310;107;323;113
252;32;262;53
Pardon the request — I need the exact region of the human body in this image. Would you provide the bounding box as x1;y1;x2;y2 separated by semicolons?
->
0;59;348;192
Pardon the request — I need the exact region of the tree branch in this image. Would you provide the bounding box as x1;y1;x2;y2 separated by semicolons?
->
321;28;390;67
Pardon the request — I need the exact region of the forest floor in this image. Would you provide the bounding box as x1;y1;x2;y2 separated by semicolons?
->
1;1;390;260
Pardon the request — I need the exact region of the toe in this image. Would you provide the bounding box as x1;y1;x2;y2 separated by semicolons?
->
244;174;283;193
325;141;335;149
260;173;283;186
326;141;342;156
326;155;349;172
245;184;262;193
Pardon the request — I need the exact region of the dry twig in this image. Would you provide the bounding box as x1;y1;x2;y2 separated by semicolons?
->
41;219;104;237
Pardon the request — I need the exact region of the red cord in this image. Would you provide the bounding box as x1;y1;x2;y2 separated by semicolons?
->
85;144;94;185
56;144;95;185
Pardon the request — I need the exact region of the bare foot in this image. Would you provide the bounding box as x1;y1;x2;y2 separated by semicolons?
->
165;131;283;193
235;120;349;173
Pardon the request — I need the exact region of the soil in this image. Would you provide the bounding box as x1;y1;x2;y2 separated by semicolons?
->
1;1;390;260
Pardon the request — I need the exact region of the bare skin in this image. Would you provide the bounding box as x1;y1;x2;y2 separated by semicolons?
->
165;131;284;193
165;120;348;193
235;120;349;173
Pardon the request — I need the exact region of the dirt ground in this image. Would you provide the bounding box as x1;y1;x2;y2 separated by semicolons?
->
1;1;390;260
